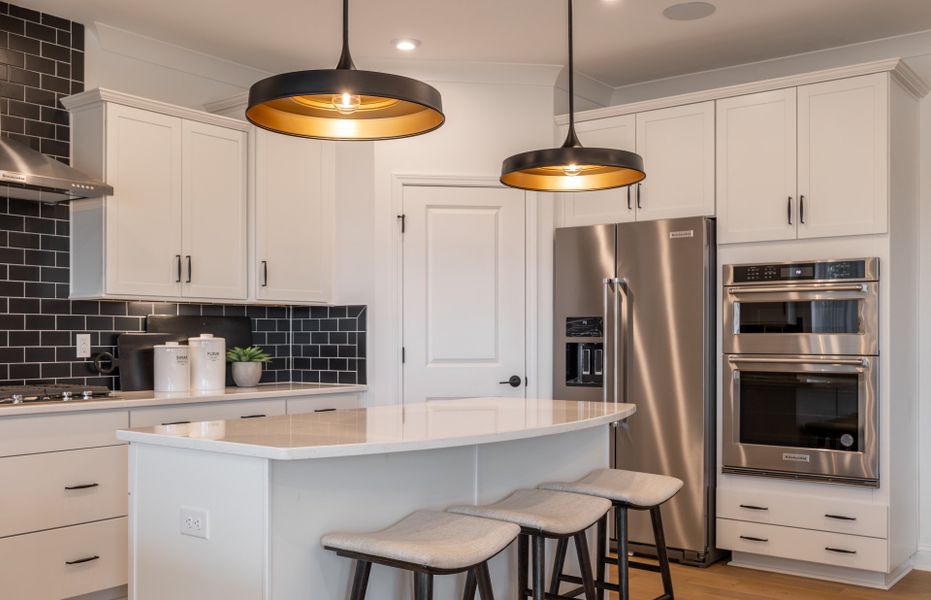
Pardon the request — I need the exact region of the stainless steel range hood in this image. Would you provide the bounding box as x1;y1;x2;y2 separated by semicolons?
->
0;137;113;203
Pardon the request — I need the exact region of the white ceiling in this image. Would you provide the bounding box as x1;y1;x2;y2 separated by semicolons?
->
22;0;931;87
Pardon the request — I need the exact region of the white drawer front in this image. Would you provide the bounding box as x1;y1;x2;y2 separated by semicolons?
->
286;393;362;415
0;446;128;538
717;518;887;572
718;487;887;538
0;410;128;457
0;517;128;600
128;398;287;428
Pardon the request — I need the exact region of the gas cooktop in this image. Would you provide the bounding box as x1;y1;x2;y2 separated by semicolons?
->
0;384;119;405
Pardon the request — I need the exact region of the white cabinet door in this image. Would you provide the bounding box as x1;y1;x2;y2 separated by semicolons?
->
181;120;248;300
635;102;715;221
104;104;182;297
717;89;798;243
797;73;889;238
254;129;335;303
557;115;637;227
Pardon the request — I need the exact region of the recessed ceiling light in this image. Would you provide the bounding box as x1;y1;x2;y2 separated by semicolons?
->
393;38;421;52
663;1;716;21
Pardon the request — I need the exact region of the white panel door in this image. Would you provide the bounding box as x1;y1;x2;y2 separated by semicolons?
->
402;185;526;403
181;120;247;300
635;101;715;221
254;128;335;303
104;104;182;297
797;73;889;239
558;114;637;227
717;88;798;243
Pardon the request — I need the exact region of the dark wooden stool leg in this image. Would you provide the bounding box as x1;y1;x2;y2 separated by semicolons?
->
573;531;597;600
463;568;478;600
616;505;630;600
532;535;546;600
517;534;529;598
650;506;674;599
349;560;371;600
548;537;569;595
596;516;607;600
476;562;495;600
414;572;434;600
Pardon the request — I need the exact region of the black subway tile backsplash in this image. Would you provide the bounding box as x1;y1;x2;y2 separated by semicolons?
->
0;4;366;390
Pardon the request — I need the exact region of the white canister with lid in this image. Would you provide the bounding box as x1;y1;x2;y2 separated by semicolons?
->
153;341;190;392
188;333;226;391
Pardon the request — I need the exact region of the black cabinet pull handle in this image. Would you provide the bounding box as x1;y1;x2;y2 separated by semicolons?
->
314;408;337;413
787;196;793;225
175;255;182;283
825;514;857;521
825;547;857;555
800;195;806;224
65;555;100;565
185;255;192;283
739;535;768;543
240;414;266;419
636;183;642;209
627;186;632;210
161;420;191;426
261;261;268;287
65;483;99;491
739;504;769;511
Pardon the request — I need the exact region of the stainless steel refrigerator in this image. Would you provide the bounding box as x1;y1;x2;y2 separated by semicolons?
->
554;216;719;565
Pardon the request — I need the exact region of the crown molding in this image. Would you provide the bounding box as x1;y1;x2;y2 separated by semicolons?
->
62;88;251;131
555;58;928;125
203;92;250;118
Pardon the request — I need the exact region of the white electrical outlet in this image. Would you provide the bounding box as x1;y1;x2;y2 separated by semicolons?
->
75;334;91;359
180;506;209;539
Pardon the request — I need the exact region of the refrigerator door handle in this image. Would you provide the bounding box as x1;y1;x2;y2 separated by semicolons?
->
602;277;614;403
615;277;632;406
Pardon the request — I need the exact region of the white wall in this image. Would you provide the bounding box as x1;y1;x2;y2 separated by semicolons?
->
601;30;931;569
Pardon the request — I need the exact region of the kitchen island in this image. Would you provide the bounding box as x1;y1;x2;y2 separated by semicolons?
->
117;398;635;599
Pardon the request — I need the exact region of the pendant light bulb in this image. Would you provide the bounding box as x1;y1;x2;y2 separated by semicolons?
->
332;92;362;114
563;164;582;177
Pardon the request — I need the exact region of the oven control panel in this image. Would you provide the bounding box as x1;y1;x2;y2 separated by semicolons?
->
730;259;870;284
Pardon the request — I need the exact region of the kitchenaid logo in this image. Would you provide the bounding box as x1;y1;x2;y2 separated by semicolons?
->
782;452;811;463
668;230;694;239
0;171;27;183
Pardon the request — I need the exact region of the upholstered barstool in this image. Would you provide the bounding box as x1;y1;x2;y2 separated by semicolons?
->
449;489;611;600
322;510;520;600
541;469;684;600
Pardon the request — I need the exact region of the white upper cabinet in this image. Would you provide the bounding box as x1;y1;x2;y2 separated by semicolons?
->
717;88;798;243
635;101;715;221
558;115;637;227
797;74;889;239
181;121;247;300
253;129;335;304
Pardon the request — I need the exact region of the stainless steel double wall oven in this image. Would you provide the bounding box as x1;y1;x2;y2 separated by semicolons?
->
722;258;879;486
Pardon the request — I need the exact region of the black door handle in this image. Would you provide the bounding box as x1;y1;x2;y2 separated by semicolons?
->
499;375;522;388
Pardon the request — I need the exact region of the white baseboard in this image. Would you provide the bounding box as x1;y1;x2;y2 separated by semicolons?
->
913;545;931;572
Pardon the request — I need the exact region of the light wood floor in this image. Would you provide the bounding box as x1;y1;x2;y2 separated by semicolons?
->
618;562;931;599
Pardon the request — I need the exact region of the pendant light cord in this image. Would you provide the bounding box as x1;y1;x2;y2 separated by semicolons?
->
563;0;581;148
336;0;355;70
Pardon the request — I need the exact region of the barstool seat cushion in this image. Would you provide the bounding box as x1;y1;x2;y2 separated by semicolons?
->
448;488;610;535
321;510;519;571
540;468;683;507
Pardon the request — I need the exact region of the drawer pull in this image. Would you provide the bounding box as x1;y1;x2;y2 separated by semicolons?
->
64;483;100;491
65;555;100;565
161;420;191;426
739;535;768;543
240;414;266;419
738;504;769;511
824;514;857;521
825;547;857;555
315;408;337;413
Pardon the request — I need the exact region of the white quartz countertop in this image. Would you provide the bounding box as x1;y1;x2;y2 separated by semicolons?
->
0;383;366;417
116;398;636;460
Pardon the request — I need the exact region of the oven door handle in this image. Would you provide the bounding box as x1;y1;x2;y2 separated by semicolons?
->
727;283;868;295
728;356;869;368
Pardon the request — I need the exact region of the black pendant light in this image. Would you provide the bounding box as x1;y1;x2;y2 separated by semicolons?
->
500;0;645;192
246;0;445;141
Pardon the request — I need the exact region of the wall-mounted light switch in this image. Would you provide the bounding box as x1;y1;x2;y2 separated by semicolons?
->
76;334;91;358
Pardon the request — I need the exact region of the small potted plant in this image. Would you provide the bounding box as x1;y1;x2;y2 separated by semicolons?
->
226;346;272;388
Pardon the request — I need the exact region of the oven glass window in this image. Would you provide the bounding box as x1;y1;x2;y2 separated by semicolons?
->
739;371;859;451
738;300;859;334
